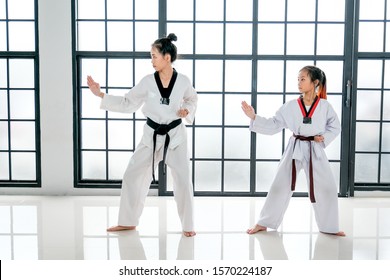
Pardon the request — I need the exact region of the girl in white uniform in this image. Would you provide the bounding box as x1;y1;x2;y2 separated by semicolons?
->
242;65;345;236
87;33;197;237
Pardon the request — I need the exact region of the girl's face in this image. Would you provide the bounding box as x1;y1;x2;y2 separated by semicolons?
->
150;47;171;72
298;70;317;94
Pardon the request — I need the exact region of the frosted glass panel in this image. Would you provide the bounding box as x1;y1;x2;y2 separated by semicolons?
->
108;121;133;149
379;240;390;259
287;24;315;55
82;120;106;149
195;128;221;158
194;161;221;191
257;134;283;159
318;0;345;21
355;154;379;183
13;206;37;233
359;0;385;20
82;151;106;179
78;0;105;19
0;23;6;51
357;91;382;120
107;0;133;19
135;0;158;19
285;60;313;92
224;161;250;192
0;122;8;149
78;22;106;51
10;122;35;150
382;124;390;152
0;0;5;19
10;90;35;119
257;94;284;119
0;153;9;179
358;22;384;52
0;206;10;233
381;155;390;183
0;90;7;118
195;94;222;125
226;0;252;20
108;151;132;180
383;91;390;120
385;61;390;89
11;152;36;180
195;60;223;92
9;59;34;88
287;0;315;21
8;22;35;51
258;60;284;92
107;22;133;52
13;236;38;260
81;88;106;118
0;236;11;260
0;60;6;87
225;94;251;125
134;22;158;51
225;24;252;55
327;95;342;123
81;59;107;87
317;24;344;55
315;61;344;93
356;123;380;152
325;135;341;161
8;0;34;19
357;60;383;88
225;60;251;92
258;0;285;21
167;0;193;20
196;0;223;21
224;128;250;159
258;24;285;55
167;23;194;55
195;24;223;54
108;59;133;87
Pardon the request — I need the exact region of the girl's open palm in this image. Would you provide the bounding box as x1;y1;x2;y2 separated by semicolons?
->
87;75;102;97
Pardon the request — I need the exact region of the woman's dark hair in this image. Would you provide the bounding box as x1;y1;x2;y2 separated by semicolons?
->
152;33;178;63
300;65;327;99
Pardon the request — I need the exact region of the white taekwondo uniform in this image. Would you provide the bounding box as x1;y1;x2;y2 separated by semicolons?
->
100;72;197;232
250;97;341;234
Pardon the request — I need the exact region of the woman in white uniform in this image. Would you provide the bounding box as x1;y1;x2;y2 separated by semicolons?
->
87;33;197;237
241;65;345;236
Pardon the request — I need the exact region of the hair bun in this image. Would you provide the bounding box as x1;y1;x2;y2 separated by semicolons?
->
167;33;177;42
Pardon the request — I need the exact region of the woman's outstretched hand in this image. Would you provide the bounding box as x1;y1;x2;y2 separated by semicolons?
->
241;101;256;120
87;75;104;98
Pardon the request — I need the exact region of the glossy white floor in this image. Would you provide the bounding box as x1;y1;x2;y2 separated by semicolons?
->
1;194;390;260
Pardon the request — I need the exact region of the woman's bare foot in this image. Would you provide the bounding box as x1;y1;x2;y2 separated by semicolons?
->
183;231;196;237
247;224;267;234
321;231;346;237
107;225;136;232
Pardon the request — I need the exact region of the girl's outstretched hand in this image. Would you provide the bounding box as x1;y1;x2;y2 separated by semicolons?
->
241;101;256;120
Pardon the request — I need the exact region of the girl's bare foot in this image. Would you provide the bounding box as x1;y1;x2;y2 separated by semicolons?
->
183;231;196;237
247;224;267;234
107;225;136;232
321;231;346;237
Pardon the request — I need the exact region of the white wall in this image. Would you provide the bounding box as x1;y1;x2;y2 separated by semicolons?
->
0;0;119;195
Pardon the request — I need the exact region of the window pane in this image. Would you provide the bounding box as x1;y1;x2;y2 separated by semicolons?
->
81;59;107;88
287;0;315;21
78;0;106;19
357;60;383;88
225;24;252;55
107;22;133;52
108;59;133;87
195;128;221;158
225;94;251;125
224;128;250;159
8;22;35;51
318;0;345;21
287;24;315;55
384;61;390;89
225;60;252;92
358;22;384;52
13;205;37;233
355;123;380;152
196;0;223;21
108;151;132;180
256;162;279;192
384;91;390;120
11;152;36;180
317;24;344;55
387;23;390;52
224;161;250;192
0;90;7;118
0;0;5;19
135;0;158;19
226;0;252;21
195;60;223;92
167;23;194;55
195;23;223;54
258;24;285;55
78;22;106;51
316;61;344;93
257;133;283;159
13;236;38;260
0;122;8;150
107;0;133;19
257;95;284;118
0;153;9;180
258;0;285;21
81;120;106;149
285;60;313;92
81;88;106;119
0;60;6;87
10;121;35;150
195;161;221;191
167;0;193;20
355;154;379;183
134;22;158;51
258;60;284;92
195;94;222;125
82;151;106;179
359;0;385;20
356;91;382;120
325;135;341;161
8;0;34;19
0;23;7;51
10;90;35;119
381;155;390;182
382;124;390;152
108;121;133;149
9;59;34;88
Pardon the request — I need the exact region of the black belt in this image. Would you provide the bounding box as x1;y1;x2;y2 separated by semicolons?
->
291;134;316;203
147;118;182;183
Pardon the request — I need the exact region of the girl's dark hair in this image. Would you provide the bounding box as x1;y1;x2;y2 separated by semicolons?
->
300;65;327;99
152;33;178;63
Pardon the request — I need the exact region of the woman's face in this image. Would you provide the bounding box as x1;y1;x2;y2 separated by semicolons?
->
297;70;317;94
150;47;170;72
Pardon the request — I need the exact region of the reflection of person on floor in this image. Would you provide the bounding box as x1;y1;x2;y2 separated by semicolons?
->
87;33;197;237
242;65;345;237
